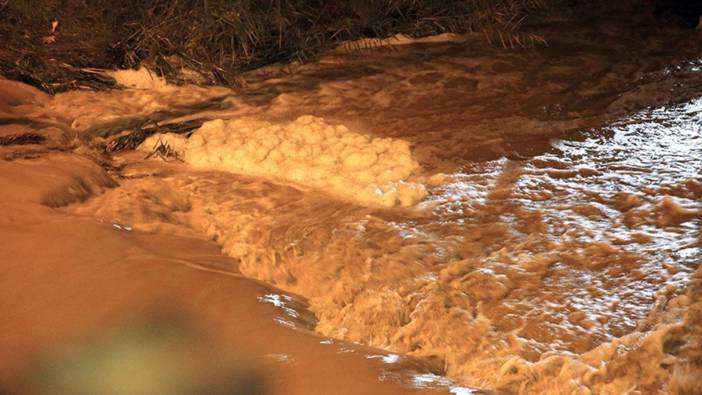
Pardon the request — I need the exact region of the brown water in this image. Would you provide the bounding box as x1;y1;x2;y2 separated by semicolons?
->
76;97;699;393
0;153;461;395
2;10;702;394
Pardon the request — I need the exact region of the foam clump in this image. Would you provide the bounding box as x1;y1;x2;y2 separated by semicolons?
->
142;115;427;207
107;68;170;90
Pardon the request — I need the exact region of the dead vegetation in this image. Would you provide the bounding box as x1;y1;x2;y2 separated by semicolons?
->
0;132;46;146
144;137;183;162
1;0;553;92
106;119;203;153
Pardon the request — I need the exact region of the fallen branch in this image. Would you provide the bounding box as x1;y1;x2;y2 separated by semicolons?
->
82;95;231;140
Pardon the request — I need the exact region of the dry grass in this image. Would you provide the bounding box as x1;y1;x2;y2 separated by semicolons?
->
1;0;554;91
144;137;184;162
0;132;46;146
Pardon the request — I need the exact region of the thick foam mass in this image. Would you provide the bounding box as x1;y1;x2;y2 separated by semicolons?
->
143;116;427;207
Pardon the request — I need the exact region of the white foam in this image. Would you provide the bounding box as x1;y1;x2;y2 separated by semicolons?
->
107;67;170;90
142;115;427;207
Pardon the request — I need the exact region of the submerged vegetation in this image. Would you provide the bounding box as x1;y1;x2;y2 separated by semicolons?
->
0;0;550;92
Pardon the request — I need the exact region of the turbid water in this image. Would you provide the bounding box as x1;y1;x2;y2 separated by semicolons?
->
1;8;701;395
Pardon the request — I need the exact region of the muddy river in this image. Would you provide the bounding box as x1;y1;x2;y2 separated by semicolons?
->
1;10;701;395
